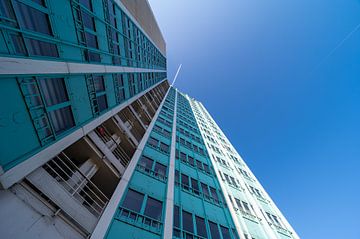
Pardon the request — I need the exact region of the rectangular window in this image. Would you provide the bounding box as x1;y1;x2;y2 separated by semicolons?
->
154;162;167;178
180;152;187;162
209;187;219;202
182;210;193;233
195;216;207;238
139;155;153;171
201;183;210;199
196;160;203;170
181;173;189;190
191;178;199;195
122;189;144;213
188;156;195;166
160;142;169;153
39;78;68;106
14;1;52;35
96;94;108;112
144;197;162;221
173;205;180;228
25;38;58;57
48;106;75;135
209;221;220;239
220;226;231;239
148;137;158;148
93;76;105;92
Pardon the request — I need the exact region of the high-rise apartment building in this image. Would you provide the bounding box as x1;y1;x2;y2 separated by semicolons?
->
0;1;298;238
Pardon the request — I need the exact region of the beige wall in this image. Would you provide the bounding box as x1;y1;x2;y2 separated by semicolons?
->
120;0;166;56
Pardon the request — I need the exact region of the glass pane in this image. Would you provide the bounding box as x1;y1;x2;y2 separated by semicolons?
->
181;174;189;189
122;189;144;213
0;0;16;20
160;142;169;153
209;221;220;239
11;34;27;55
82;10;95;30
144;197;162;221
195;216;207;238
25;38;58;57
14;1;52;35
201;183;209;197
93;76;105;92
154;162;166;177
85;32;98;48
96;94;108;112
48;106;75;135
188;156;194;166
80;0;92;10
220;226;231;239
173;205;180;228
182;210;193;233
148;137;158;147
191;178;199;194
39;78;68;106
139;155;153;170
210;187;219;201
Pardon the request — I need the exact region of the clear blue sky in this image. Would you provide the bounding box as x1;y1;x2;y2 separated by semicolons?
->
148;0;360;238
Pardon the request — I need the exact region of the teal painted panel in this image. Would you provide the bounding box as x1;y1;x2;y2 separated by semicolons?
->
129;171;167;200
0;78;40;170
106;220;160;239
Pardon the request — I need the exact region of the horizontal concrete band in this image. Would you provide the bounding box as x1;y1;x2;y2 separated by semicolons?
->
0;57;166;76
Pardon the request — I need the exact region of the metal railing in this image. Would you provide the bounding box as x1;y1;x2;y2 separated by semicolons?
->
43;152;109;217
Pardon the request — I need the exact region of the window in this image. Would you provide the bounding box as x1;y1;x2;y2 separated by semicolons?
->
148;137;158;148
195;216;207;238
122;189;144;213
24;38;58;57
201;183;210;199
181;174;189;190
139;155;153;171
38;77;74;134
97;94;108;112
180;152;187;162
209;187;219;202
203;164;211;174
220;226;231;239
173;205;180;228
182;210;193;233
160;142;169;153
209;221;220;239
196;160;203;170
14;1;52;35
191;178;200;195
93;76;105;92
188;156;195;166
154;162;167;178
144;197;162;220
39;78;68;106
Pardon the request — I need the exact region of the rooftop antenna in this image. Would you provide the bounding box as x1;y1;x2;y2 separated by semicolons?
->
171;64;182;87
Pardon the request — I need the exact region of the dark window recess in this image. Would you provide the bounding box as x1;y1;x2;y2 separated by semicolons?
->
148;137;158;148
122;189;144;213
173;205;180;228
48;106;75;135
160;142;169;153
182;210;193;233
144;197;162;221
181;173;189;190
93;76;105;92
220;226;231;239
139;155;153;171
82;10;95;30
195;216;207;238
96;95;108;112
154;162;167;178
39;78;68;106
25;38;58;57
209;221;221;239
14;1;52;35
85;32;98;49
11;34;27;55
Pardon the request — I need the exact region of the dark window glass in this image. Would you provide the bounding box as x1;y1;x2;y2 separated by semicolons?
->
201;183;209;198
182;210;193;233
39;78;68;106
48;106;75;134
80;0;92;9
180;152;187;162
220;226;231;239
160;142;169;153
191;178;199;194
97;94;108;112
154;162;166;178
148;137;158;147
181;173;189;190
139;155;153;170
203;164;210;174
188;156;195;166
195;216;207;238
11;34;27;55
87;51;100;62
209;221;220;239
93;76;105;92
209;187;219;202
175;170;180;184
144;197;162;220
82;10;95;30
122;189;144;213
25;38;58;57
173;205;180;228
235;198;243;210
196;160;202;170
85;32;98;48
0;1;16;20
242;201;250;212
14;1;52;35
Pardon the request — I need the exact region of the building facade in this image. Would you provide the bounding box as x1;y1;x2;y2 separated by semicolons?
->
0;0;298;238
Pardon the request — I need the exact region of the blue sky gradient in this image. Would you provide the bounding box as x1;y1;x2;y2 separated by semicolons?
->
149;1;360;238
